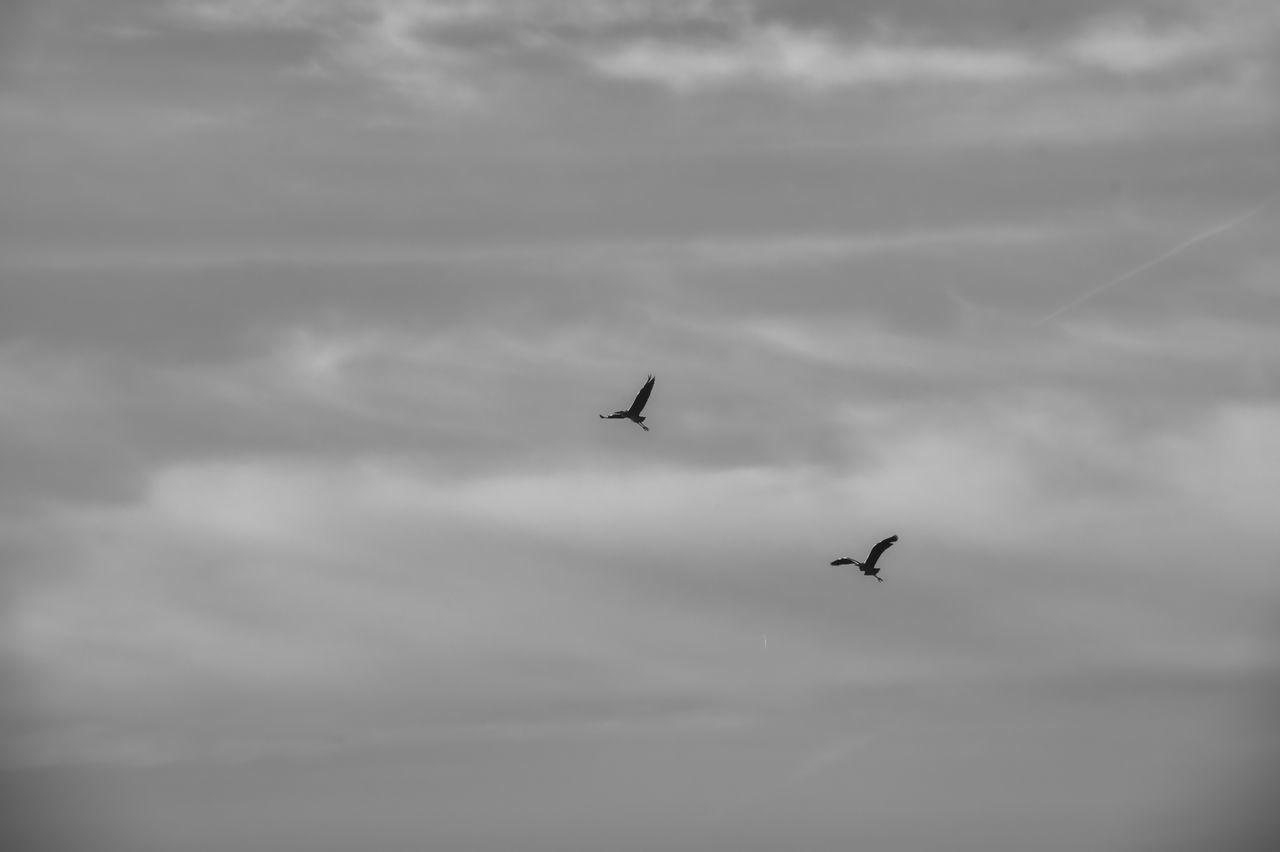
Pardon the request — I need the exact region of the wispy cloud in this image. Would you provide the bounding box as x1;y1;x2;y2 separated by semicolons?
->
0;220;1065;271
785;732;879;786
588;24;1050;92
683;222;1061;266
165;0;754;103
1066;2;1280;74
153;0;1275;160
5;3;1280;847
1068;15;1218;74
164;0;1280;101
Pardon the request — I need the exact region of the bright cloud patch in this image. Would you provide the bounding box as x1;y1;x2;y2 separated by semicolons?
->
590;25;1050;92
1066;4;1280;74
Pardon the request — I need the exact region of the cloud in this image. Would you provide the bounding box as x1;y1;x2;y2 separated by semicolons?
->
170;1;1275;102
3;222;1276;515
164;0;755;103
588;24;1050;92
6;409;1276;768
5;317;1279;768
681;221;1061;266
1066;2;1280;75
3;3;1278;848
1069;15;1220;74
3;262;1277;852
147;0;1274;158
0;455;941;767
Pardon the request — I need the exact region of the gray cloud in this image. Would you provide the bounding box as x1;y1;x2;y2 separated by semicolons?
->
3;1;1280;849
150;0;1279;109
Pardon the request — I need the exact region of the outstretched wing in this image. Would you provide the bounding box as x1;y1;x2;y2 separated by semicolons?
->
830;557;855;566
862;535;898;571
626;374;655;417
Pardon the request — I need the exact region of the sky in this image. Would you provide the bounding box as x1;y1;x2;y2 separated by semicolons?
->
2;0;1280;849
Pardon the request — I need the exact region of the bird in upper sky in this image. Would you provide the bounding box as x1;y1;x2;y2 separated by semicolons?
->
831;534;899;582
599;374;655;431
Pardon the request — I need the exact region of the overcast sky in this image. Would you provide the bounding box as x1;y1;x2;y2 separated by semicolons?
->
3;1;1280;850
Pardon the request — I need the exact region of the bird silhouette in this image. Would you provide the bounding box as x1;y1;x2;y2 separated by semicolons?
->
600;374;655;431
831;534;899;582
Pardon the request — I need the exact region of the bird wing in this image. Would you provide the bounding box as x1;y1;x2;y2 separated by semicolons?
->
627;374;655;417
863;535;898;570
830;557;854;566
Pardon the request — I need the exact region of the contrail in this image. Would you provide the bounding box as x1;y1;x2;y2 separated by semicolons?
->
783;733;877;787
1033;193;1277;327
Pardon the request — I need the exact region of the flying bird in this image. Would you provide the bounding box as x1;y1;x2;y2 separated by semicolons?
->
831;534;899;582
599;374;655;431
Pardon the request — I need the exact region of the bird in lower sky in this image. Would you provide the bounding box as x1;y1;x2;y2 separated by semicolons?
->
599;374;655;432
831;534;899;582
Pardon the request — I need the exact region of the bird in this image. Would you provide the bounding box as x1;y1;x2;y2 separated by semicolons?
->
831;534;899;582
599;374;655;431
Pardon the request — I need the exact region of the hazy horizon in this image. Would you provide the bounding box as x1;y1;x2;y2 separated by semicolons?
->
3;1;1280;849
